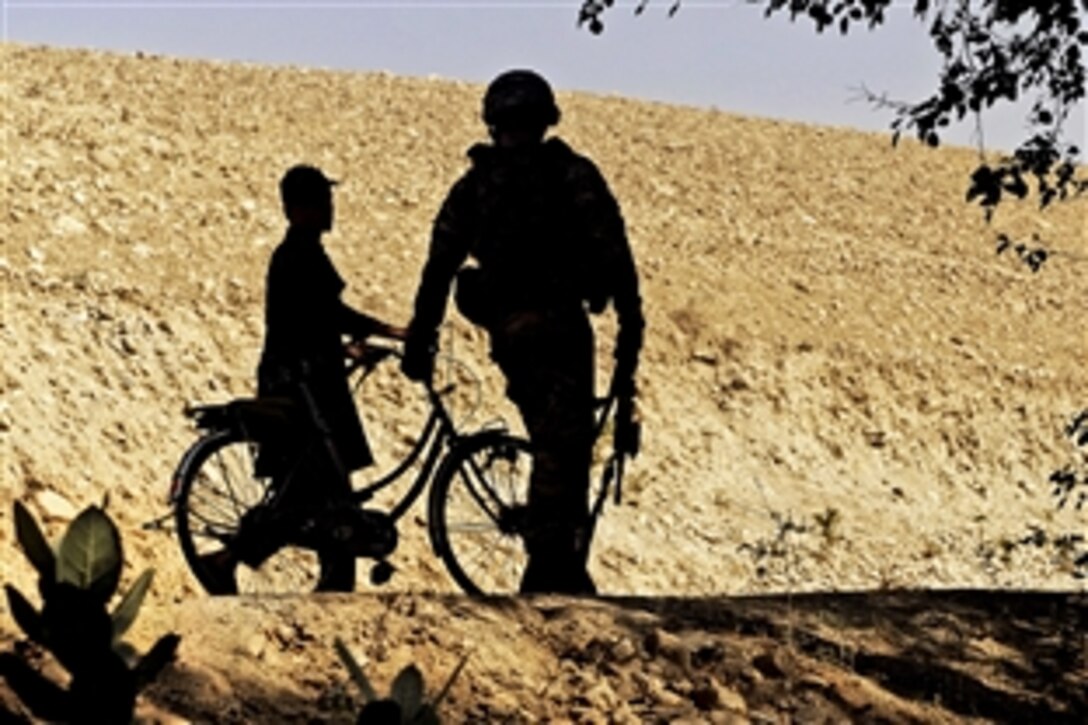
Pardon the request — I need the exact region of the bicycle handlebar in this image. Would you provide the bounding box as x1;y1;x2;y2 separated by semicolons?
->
345;338;400;375
345;338;462;417
349;337;631;444
348;337;628;519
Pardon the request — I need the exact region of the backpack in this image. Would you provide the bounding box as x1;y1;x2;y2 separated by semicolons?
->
455;139;612;326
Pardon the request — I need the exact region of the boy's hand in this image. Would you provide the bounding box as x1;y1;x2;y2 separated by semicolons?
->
345;340;368;360
381;325;409;341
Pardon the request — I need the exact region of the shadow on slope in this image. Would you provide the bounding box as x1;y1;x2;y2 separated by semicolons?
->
103;589;1086;723
601;589;1086;723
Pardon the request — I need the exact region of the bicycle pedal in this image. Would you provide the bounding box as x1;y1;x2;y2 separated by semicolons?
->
370;560;395;586
336;508;398;559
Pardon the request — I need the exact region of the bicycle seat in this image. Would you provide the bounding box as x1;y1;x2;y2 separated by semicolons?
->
186;397;300;436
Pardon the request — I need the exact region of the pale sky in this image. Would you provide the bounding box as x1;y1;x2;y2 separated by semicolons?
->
3;0;1083;153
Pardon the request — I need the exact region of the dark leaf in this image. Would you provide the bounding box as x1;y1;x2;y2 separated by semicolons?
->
133;633;181;689
1040;187;1057;208
390;665;425;718
1067;410;1088;436
56;506;122;603
111;569;154;642
4;586;43;642
1026;249;1048;272
13;501;54;579
1003;171;1029;198
113;641;139;667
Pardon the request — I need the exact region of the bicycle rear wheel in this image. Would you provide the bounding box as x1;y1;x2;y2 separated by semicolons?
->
427;432;533;595
173;429;324;595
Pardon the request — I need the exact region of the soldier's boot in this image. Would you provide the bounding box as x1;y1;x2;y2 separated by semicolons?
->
520;522;596;596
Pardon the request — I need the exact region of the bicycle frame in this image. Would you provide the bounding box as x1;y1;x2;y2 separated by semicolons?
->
348;384;450;521
345;346;513;528
169;340;622;548
350;344;627;534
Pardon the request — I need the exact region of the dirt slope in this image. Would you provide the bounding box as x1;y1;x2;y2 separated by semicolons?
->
1;44;1085;722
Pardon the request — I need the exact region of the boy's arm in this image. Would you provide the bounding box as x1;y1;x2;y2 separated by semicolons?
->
341;311;406;370
339;304;408;342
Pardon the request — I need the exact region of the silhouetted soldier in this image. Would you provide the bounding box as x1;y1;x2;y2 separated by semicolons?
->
401;70;644;594
202;164;405;594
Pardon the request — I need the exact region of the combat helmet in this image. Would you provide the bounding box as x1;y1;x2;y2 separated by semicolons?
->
482;69;561;129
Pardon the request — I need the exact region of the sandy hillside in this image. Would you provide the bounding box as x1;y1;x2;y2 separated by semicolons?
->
1;44;1086;722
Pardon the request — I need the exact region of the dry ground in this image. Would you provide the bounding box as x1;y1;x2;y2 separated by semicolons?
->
1;44;1085;722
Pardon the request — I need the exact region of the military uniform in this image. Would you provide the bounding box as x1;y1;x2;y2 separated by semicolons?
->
406;137;644;593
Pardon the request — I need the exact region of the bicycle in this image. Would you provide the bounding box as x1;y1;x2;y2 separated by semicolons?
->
168;339;627;596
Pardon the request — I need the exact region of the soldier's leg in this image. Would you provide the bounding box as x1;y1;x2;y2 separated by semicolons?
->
517;392;596;594
498;321;596;594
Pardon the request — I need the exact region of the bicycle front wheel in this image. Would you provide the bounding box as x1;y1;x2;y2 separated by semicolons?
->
428;432;533;595
173;429;324;595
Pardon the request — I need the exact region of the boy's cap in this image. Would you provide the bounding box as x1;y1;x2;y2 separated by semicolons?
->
280;164;338;203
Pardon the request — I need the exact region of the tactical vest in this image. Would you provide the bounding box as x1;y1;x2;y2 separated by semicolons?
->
458;139;606;321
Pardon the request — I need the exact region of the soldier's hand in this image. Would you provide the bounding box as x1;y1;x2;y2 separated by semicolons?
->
401;334;435;382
